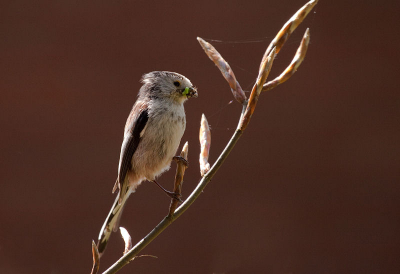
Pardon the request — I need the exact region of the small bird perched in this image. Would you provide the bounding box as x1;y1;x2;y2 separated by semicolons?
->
97;71;198;255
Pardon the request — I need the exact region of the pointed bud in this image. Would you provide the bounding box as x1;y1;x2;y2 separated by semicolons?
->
199;114;211;176
119;227;132;255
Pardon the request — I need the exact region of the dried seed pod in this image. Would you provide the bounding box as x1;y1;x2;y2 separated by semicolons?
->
197;37;246;104
260;0;318;71
263;29;310;91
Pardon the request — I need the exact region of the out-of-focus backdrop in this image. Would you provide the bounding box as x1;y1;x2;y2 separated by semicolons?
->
1;0;399;273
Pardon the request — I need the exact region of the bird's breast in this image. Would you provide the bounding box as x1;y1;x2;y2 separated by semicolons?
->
153;110;185;155
131;102;186;180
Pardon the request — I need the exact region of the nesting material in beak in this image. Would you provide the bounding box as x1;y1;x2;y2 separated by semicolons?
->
186;87;198;98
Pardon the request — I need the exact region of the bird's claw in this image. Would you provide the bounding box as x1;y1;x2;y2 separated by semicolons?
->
173;156;188;167
151;180;183;203
165;190;183;203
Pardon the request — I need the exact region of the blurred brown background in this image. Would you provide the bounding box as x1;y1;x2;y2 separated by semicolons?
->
1;0;399;273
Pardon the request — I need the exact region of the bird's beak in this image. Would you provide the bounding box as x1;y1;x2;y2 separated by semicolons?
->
186;87;198;98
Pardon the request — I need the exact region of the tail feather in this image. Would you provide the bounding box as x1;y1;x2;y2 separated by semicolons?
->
97;190;131;256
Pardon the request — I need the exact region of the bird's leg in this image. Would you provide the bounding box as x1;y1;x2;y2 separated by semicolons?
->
173;156;189;167
151;180;183;203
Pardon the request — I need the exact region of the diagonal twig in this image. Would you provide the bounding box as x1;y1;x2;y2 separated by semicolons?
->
239;47;276;131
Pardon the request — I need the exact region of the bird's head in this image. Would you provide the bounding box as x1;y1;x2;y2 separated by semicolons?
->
140;71;198;103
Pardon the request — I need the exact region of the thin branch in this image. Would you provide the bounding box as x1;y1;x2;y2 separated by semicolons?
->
239;47;276;131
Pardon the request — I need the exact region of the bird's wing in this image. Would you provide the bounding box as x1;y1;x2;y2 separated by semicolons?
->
113;102;149;199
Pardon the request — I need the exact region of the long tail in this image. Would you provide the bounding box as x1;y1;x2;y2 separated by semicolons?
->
97;190;131;256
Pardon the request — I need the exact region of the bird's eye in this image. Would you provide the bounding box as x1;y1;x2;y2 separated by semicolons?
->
173;81;180;87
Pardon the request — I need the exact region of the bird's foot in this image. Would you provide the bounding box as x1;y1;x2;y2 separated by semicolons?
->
164;190;183;203
173;156;188;167
151;180;183;203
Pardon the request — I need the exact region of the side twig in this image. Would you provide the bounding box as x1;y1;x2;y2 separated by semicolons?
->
168;142;189;216
90;240;100;274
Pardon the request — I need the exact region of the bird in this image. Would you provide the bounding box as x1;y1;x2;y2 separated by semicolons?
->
97;71;198;255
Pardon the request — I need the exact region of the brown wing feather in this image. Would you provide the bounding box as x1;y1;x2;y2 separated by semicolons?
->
113;102;149;201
